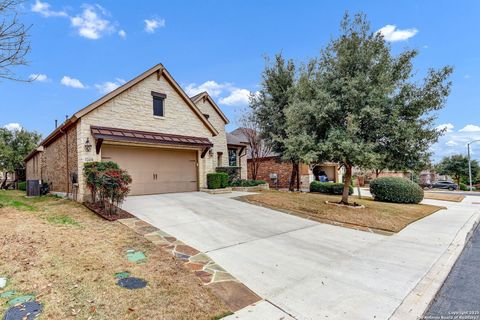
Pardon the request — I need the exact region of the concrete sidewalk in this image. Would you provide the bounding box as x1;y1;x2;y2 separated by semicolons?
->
123;192;479;320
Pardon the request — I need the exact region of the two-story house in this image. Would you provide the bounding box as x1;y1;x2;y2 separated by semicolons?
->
25;64;247;201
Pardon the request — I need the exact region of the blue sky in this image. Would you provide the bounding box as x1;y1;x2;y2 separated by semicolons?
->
1;0;479;162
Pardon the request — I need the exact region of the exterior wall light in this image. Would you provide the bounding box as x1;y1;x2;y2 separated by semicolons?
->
84;138;92;152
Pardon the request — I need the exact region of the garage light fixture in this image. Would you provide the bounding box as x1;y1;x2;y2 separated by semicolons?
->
84;138;92;152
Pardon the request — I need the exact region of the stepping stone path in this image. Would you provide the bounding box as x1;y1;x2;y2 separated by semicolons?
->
7;294;35;306
3;301;42;320
116;277;147;290
114;271;131;279
0;290;16;298
117;217;262;312
126;249;147;264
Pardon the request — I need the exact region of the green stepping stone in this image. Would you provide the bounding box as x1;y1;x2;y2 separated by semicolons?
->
7;294;35;306
114;272;131;279
126;250;147;263
0;290;16;298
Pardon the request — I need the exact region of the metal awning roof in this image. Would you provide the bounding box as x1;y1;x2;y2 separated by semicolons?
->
90;126;213;148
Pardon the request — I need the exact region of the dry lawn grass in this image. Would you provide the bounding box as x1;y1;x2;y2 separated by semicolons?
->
241;191;444;233
424;192;465;202
0;191;229;319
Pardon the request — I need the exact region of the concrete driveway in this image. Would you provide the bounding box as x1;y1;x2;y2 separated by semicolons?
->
123;192;479;320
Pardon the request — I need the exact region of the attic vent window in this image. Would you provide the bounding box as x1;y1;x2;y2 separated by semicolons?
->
151;91;166;117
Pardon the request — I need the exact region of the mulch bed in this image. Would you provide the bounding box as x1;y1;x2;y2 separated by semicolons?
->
84;202;134;221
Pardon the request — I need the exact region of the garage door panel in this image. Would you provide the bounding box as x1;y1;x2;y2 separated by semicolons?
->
101;145;198;195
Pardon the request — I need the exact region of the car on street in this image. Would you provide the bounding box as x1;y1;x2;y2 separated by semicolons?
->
430;181;458;191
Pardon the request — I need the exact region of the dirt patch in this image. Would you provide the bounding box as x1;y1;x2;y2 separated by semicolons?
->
0;191;228;319
240;190;444;233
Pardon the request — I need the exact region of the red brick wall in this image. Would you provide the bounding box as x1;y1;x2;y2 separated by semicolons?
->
248;157;309;188
26;124;78;193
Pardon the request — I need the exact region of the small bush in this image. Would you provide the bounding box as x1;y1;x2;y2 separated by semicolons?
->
310;181;353;195
207;173;229;189
370;177;423;204
17;181;26;191
459;183;468;191
83;161;132;214
215;167;241;184
230;179;267;187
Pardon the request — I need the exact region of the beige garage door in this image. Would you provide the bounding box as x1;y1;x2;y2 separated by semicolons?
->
101;145;198;195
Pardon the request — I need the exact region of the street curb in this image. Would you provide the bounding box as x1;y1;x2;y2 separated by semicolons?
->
389;210;480;320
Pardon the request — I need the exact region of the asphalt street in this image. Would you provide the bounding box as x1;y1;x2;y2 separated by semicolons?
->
424;223;480;319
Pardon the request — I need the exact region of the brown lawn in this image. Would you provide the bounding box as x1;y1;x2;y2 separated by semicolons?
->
0;191;229;319
424;192;465;202
240;190;444;233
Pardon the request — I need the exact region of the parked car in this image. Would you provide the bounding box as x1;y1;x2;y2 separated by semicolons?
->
431;181;458;191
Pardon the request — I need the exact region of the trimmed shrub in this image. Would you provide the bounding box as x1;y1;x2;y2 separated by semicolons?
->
207;172;229;189
230;179;267;187
370;177;423;204
459;183;468;191
310;181;353;195
17;181;26;191
216;166;241;184
83;161;132;214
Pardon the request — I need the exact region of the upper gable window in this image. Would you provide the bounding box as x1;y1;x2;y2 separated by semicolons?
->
151;91;166;117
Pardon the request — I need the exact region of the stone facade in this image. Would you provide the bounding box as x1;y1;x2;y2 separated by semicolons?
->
26;66;245;201
193;97;229;175
26;124;78;194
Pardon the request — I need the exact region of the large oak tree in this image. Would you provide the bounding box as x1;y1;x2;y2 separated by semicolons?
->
285;13;452;204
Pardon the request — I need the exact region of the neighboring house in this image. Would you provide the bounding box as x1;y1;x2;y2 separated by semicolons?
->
230;128;343;189
25;64;247;201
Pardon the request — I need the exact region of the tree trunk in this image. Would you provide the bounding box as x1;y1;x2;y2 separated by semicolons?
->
251;159;258;180
296;162;300;191
0;172;7;189
341;164;352;204
289;162;297;191
375;169;381;178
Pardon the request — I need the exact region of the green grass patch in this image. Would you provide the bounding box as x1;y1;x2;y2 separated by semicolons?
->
0;192;38;211
45;214;79;226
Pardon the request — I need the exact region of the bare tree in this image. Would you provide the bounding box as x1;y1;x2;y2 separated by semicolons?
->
0;0;30;81
239;107;272;180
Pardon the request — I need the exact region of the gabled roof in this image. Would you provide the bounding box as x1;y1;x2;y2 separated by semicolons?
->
25;64;220;162
190;91;229;124
226;132;248;147
75;64;218;135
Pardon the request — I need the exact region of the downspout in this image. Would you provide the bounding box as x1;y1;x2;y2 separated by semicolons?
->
60;127;69;196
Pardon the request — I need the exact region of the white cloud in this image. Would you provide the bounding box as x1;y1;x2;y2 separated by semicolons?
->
144;18;165;33
118;29;126;38
219;88;253;106
185;81;231;98
31;0;67;17
377;25;418;42
29;73;49;82
3;123;22;131
95;78;126;94
459;125;480;132
436;123;454;133
185;80;255;107
61;76;86;89
431;123;480;162
70;5;114;40
464;74;471;79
